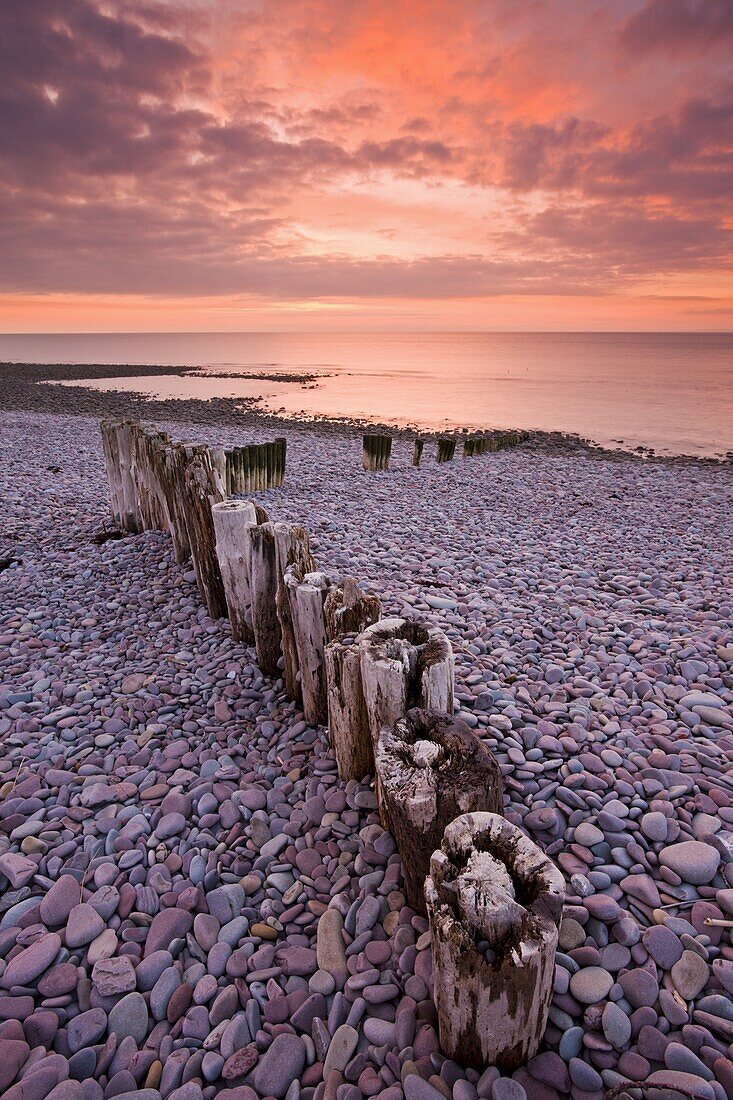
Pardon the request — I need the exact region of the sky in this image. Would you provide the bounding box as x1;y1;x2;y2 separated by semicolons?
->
0;0;731;332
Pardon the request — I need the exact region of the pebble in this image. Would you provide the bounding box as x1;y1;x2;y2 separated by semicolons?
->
659;841;721;885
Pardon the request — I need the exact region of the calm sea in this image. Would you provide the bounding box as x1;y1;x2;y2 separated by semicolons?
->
2;331;731;458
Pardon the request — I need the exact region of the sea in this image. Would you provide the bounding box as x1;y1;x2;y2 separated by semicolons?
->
2;331;731;458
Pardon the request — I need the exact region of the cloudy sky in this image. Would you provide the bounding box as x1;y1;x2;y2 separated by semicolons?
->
1;0;731;331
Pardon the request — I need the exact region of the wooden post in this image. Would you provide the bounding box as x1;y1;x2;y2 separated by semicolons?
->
375;708;503;914
437;437;456;463
241;447;250;494
212;501;261;643
324;576;381;639
323;579;381;781
273;523;316;702
246;521;281;676
182;451;228;618
425;812;565;1072
100;420;140;533
209;447;227;493
284;568;332;724
275;437;286;486
413;439;424;467
362;434;391;470
359;617;453;817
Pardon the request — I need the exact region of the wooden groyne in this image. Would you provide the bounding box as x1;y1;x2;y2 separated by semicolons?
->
99;416;563;1074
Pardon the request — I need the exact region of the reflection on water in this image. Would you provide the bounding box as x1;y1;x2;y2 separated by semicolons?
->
5;331;732;457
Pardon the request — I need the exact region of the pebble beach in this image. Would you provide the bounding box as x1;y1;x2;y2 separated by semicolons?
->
1;387;733;1100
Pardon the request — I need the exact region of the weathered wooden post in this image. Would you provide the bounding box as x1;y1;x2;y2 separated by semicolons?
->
412;438;424;467
359;617;453;816
209;447;227;493
100;420;140;533
212;501;263;643
362;434;391;470
436;437;456;463
425;812;564;1072
375;709;503;915
284;568;332;724
273;523;317;703
463;438;475;459
274;437;286;486
182;451;228;618
323;579;382;781
246;521;281;676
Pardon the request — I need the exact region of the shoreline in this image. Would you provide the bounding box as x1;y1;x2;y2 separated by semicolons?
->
2;361;730;468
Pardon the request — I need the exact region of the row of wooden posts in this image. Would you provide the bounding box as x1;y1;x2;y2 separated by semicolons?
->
100;418;564;1073
363;429;527;471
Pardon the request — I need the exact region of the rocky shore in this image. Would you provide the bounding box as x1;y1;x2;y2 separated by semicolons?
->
1;395;732;1100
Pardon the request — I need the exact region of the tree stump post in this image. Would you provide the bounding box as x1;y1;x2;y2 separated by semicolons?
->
212;501;260;643
273;523;316;702
425;812;565;1072
323;578;382;781
284;568;332;724
412;438;425;467
376;709;504;915
246;521;281;676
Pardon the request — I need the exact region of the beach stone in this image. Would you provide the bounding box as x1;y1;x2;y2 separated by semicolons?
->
0;1038;30;1092
66;904;105;948
643;925;683;969
0;853;37;889
39;875;79;926
252;1034;305;1098
92;956;137;997
323;1024;359;1077
659;842;720;885
640;812;668;843
145;908;193;955
1;932;61;988
602;1001;632;1049
619;968;659;1008
108;992;148;1044
317;908;347;986
671;951;709;1000
568;967;613;1004
67;1007;107;1053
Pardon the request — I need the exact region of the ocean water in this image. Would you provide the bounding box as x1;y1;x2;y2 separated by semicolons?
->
2;331;732;457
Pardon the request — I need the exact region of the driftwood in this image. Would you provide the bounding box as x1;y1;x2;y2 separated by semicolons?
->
412;439;425;467
273;523;316;702
362;434;392;471
246;521;281;676
425;812;564;1072
323;578;382;780
182;452;228;618
284;568;332;724
375;709;503;914
436;437;456;463
212;501;260;643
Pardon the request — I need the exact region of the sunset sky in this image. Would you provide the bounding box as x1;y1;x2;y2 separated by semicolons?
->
1;0;731;332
